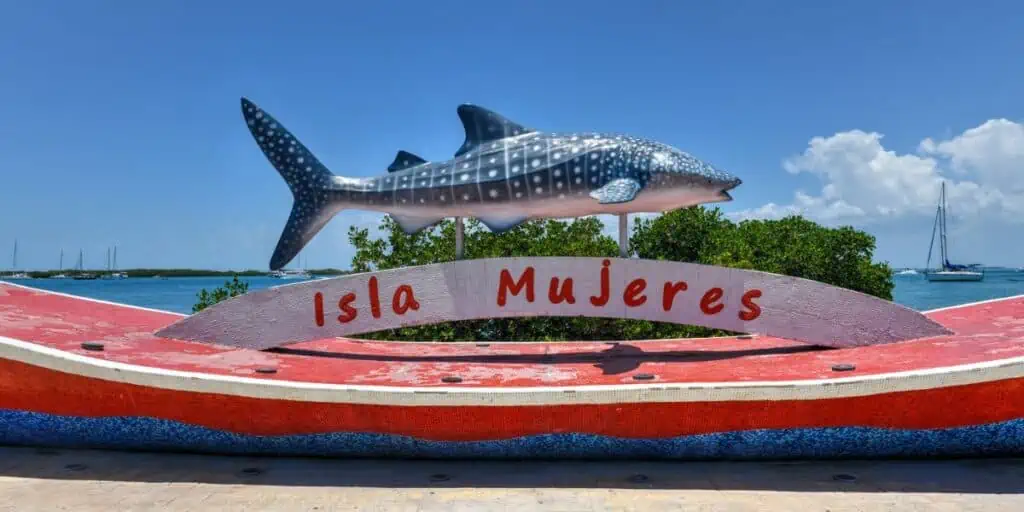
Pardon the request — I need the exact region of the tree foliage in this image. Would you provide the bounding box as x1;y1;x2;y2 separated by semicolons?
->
348;208;893;342
631;208;893;300
192;275;250;313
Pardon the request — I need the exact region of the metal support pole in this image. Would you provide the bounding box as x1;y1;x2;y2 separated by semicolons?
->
455;217;465;260
618;213;629;258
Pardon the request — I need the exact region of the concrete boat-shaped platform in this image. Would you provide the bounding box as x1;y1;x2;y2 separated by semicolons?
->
1;280;1023;459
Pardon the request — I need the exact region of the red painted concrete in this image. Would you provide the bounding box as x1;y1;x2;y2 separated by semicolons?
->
1;283;1023;388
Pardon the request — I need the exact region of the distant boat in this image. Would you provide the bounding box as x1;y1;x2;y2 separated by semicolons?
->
71;249;98;280
51;249;68;279
269;269;312;280
6;240;30;280
269;253;311;279
100;246;128;280
924;182;983;282
897;269;919;275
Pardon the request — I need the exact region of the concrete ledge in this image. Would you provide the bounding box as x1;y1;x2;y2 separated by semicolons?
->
1;447;1021;511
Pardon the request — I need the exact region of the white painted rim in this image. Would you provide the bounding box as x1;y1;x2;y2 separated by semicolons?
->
0;331;1022;406
2;280;1023;407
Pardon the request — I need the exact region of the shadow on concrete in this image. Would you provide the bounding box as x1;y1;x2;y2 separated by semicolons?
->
268;343;827;375
2;447;1022;494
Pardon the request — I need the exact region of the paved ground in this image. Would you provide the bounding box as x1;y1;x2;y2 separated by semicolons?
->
0;447;1021;511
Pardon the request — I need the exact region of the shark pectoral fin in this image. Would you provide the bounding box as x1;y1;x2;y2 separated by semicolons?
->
387;150;428;172
476;215;529;233
454;104;536;157
391;214;444;234
589;178;642;204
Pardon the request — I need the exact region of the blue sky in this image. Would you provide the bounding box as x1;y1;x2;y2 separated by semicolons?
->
2;1;1022;270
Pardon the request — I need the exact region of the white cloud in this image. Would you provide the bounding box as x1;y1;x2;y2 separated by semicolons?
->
733;119;1024;225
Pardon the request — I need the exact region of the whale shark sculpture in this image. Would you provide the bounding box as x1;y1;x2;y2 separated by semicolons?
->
241;98;741;270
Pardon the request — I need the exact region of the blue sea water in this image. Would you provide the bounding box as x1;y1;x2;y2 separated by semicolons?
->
5;268;1024;314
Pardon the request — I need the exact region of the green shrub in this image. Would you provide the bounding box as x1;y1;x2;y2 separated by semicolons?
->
192;275;250;313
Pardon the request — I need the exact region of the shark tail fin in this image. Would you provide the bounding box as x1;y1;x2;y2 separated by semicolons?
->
240;97;341;271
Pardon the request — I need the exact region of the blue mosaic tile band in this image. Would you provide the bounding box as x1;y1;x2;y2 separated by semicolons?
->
2;409;1022;459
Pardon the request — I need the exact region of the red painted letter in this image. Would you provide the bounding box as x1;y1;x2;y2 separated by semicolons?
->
497;267;535;306
700;287;724;315
548;277;576;304
739;289;762;321
623;278;647;307
337;293;357;323
314;292;325;327
590;259;611;307
662;281;688;311
368;276;382;319
392;284;420;315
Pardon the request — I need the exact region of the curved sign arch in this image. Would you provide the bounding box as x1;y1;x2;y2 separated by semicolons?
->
156;257;950;351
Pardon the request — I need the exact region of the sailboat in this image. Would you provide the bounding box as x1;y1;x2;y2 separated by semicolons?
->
51;249;68;279
7;240;30;279
100;247;128;279
72;249;98;280
925;182;984;282
111;246;127;279
269;252;311;279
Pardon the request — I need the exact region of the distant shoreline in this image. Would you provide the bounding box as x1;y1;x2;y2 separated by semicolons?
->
3;268;351;279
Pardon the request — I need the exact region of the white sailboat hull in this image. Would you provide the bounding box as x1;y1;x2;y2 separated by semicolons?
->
925;271;984;282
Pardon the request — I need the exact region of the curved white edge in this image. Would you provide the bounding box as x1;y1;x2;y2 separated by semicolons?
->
924;293;1024;313
1;334;1022;407
0;279;188;318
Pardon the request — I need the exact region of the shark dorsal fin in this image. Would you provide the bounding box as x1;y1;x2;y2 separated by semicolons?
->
387;150;428;172
454;104;534;157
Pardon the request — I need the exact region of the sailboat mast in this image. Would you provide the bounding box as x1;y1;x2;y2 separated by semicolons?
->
12;240;17;270
60;249;63;271
938;182;948;268
926;203;939;271
113;246;118;271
